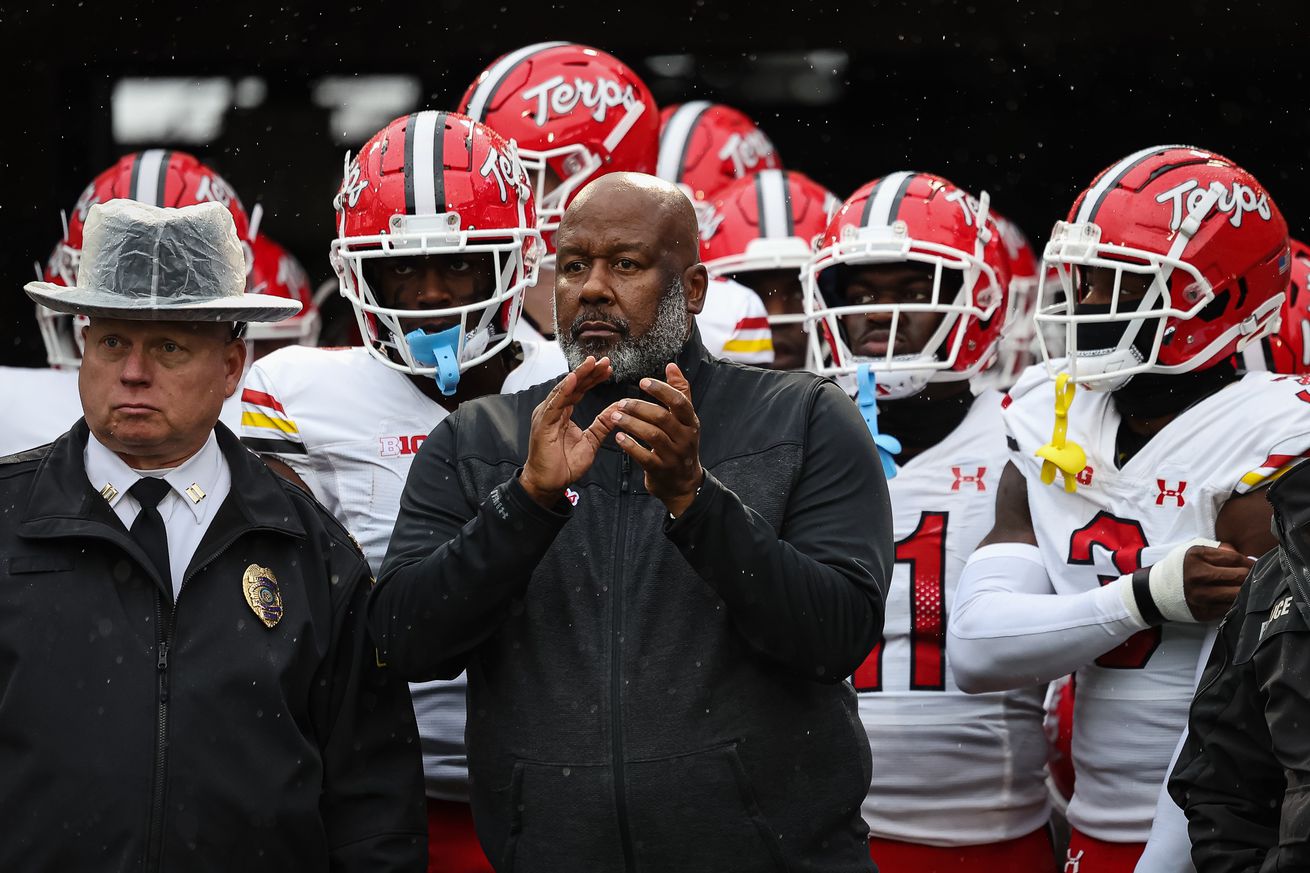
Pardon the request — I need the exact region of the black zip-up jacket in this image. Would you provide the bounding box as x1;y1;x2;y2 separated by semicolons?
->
1169;459;1310;872
370;332;893;873
0;421;427;873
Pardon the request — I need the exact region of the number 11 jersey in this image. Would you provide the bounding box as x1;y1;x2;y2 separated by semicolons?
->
857;390;1050;846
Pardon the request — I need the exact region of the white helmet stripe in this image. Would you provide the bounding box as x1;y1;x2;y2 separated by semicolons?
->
602;97;646;154
657;101;711;183
410;111;441;215
863;170;913;227
757;170;792;239
1074;144;1188;224
464;41;570;122
131;149;169;206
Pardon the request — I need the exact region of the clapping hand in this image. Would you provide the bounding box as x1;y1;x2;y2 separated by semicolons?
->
607;363;704;517
520;356;616;508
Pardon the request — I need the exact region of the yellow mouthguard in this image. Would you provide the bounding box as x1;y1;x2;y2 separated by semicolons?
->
1035;373;1087;493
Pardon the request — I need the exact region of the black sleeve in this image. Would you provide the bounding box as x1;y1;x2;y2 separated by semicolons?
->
317;539;428;873
664;380;892;682
368;413;571;681
1169;577;1282;873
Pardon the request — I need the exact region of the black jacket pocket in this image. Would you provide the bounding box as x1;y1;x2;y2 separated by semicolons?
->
624;742;788;873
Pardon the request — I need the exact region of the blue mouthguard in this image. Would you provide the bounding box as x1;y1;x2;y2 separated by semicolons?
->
405;326;462;396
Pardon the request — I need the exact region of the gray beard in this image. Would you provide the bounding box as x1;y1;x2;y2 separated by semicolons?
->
557;277;689;383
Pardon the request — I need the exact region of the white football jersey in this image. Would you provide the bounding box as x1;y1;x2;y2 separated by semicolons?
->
0;366;84;455
859;391;1049;845
239;341;563;803
1004;364;1310;842
696;277;774;366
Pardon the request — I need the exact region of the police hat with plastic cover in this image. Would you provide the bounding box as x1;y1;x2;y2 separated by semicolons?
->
25;199;301;323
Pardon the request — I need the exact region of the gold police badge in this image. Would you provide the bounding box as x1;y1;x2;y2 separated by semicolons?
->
242;564;284;628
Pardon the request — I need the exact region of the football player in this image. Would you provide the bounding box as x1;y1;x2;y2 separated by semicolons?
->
656;99;783;366
657;100;782;230
804;171;1056;871
457;41;656;341
1240;236;1310;374
459;42;770;366
701;169;840;370
245;231;321;358
947;145;1308;873
975;211;1043;390
240;111;558;873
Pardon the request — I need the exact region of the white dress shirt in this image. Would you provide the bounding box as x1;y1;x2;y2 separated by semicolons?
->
84;429;232;599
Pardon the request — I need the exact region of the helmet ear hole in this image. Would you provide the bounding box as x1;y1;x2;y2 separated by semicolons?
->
1196;288;1232;323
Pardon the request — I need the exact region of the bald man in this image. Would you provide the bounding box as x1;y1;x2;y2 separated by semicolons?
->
370;172;893;872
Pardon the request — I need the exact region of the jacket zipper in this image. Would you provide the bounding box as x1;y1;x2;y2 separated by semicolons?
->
143;594;172;873
612;454;635;871
142;536;244;873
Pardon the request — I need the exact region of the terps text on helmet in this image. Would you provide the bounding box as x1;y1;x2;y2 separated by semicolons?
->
1156;179;1271;232
522;76;639;126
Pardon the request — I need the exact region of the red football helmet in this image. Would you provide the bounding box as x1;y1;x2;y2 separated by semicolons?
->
38;149;254;369
1244;237;1310;373
1035;144;1291;388
701;170;839;275
246;233;320;346
331;110;542;383
459;42;658;250
701;169;838;339
803;171;1010;398
977;210;1041;388
657;102;781;232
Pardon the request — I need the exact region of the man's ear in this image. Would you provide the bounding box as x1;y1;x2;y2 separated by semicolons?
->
683;262;708;316
223;336;248;400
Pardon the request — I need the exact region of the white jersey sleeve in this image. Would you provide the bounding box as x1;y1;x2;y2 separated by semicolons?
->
994;365;1310;842
859;391;1050;846
695;277;774;365
0;366;84;456
502;339;567;393
240;355;328;510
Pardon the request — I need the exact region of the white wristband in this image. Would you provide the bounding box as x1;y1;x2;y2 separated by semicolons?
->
1148;537;1220;623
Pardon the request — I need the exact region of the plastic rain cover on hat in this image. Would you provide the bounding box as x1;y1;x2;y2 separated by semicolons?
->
25;199;301;323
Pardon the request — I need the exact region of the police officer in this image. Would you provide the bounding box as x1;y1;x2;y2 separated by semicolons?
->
1169;456;1310;871
4;199;426;872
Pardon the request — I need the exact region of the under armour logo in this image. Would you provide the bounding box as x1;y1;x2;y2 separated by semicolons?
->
1156;479;1187;507
1064;849;1084;873
565;487;580;506
951;466;987;491
1274;374;1310;386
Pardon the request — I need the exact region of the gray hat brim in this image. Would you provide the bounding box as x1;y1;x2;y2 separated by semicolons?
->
25;281;303;323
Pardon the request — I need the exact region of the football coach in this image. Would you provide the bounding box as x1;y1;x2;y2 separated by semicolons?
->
370;172;893;873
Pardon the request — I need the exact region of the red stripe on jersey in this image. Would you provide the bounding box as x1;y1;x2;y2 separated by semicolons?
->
734;316;770;331
1259;450;1310;470
1001;394;1013;409
241;388;286;414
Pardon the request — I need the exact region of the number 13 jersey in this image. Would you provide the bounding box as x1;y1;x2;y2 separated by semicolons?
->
857;390;1050;846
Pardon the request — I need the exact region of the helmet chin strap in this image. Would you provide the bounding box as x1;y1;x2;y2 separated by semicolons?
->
856;364;902;480
405;326;462;396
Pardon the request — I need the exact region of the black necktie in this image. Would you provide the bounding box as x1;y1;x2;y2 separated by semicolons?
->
129;477;172;587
